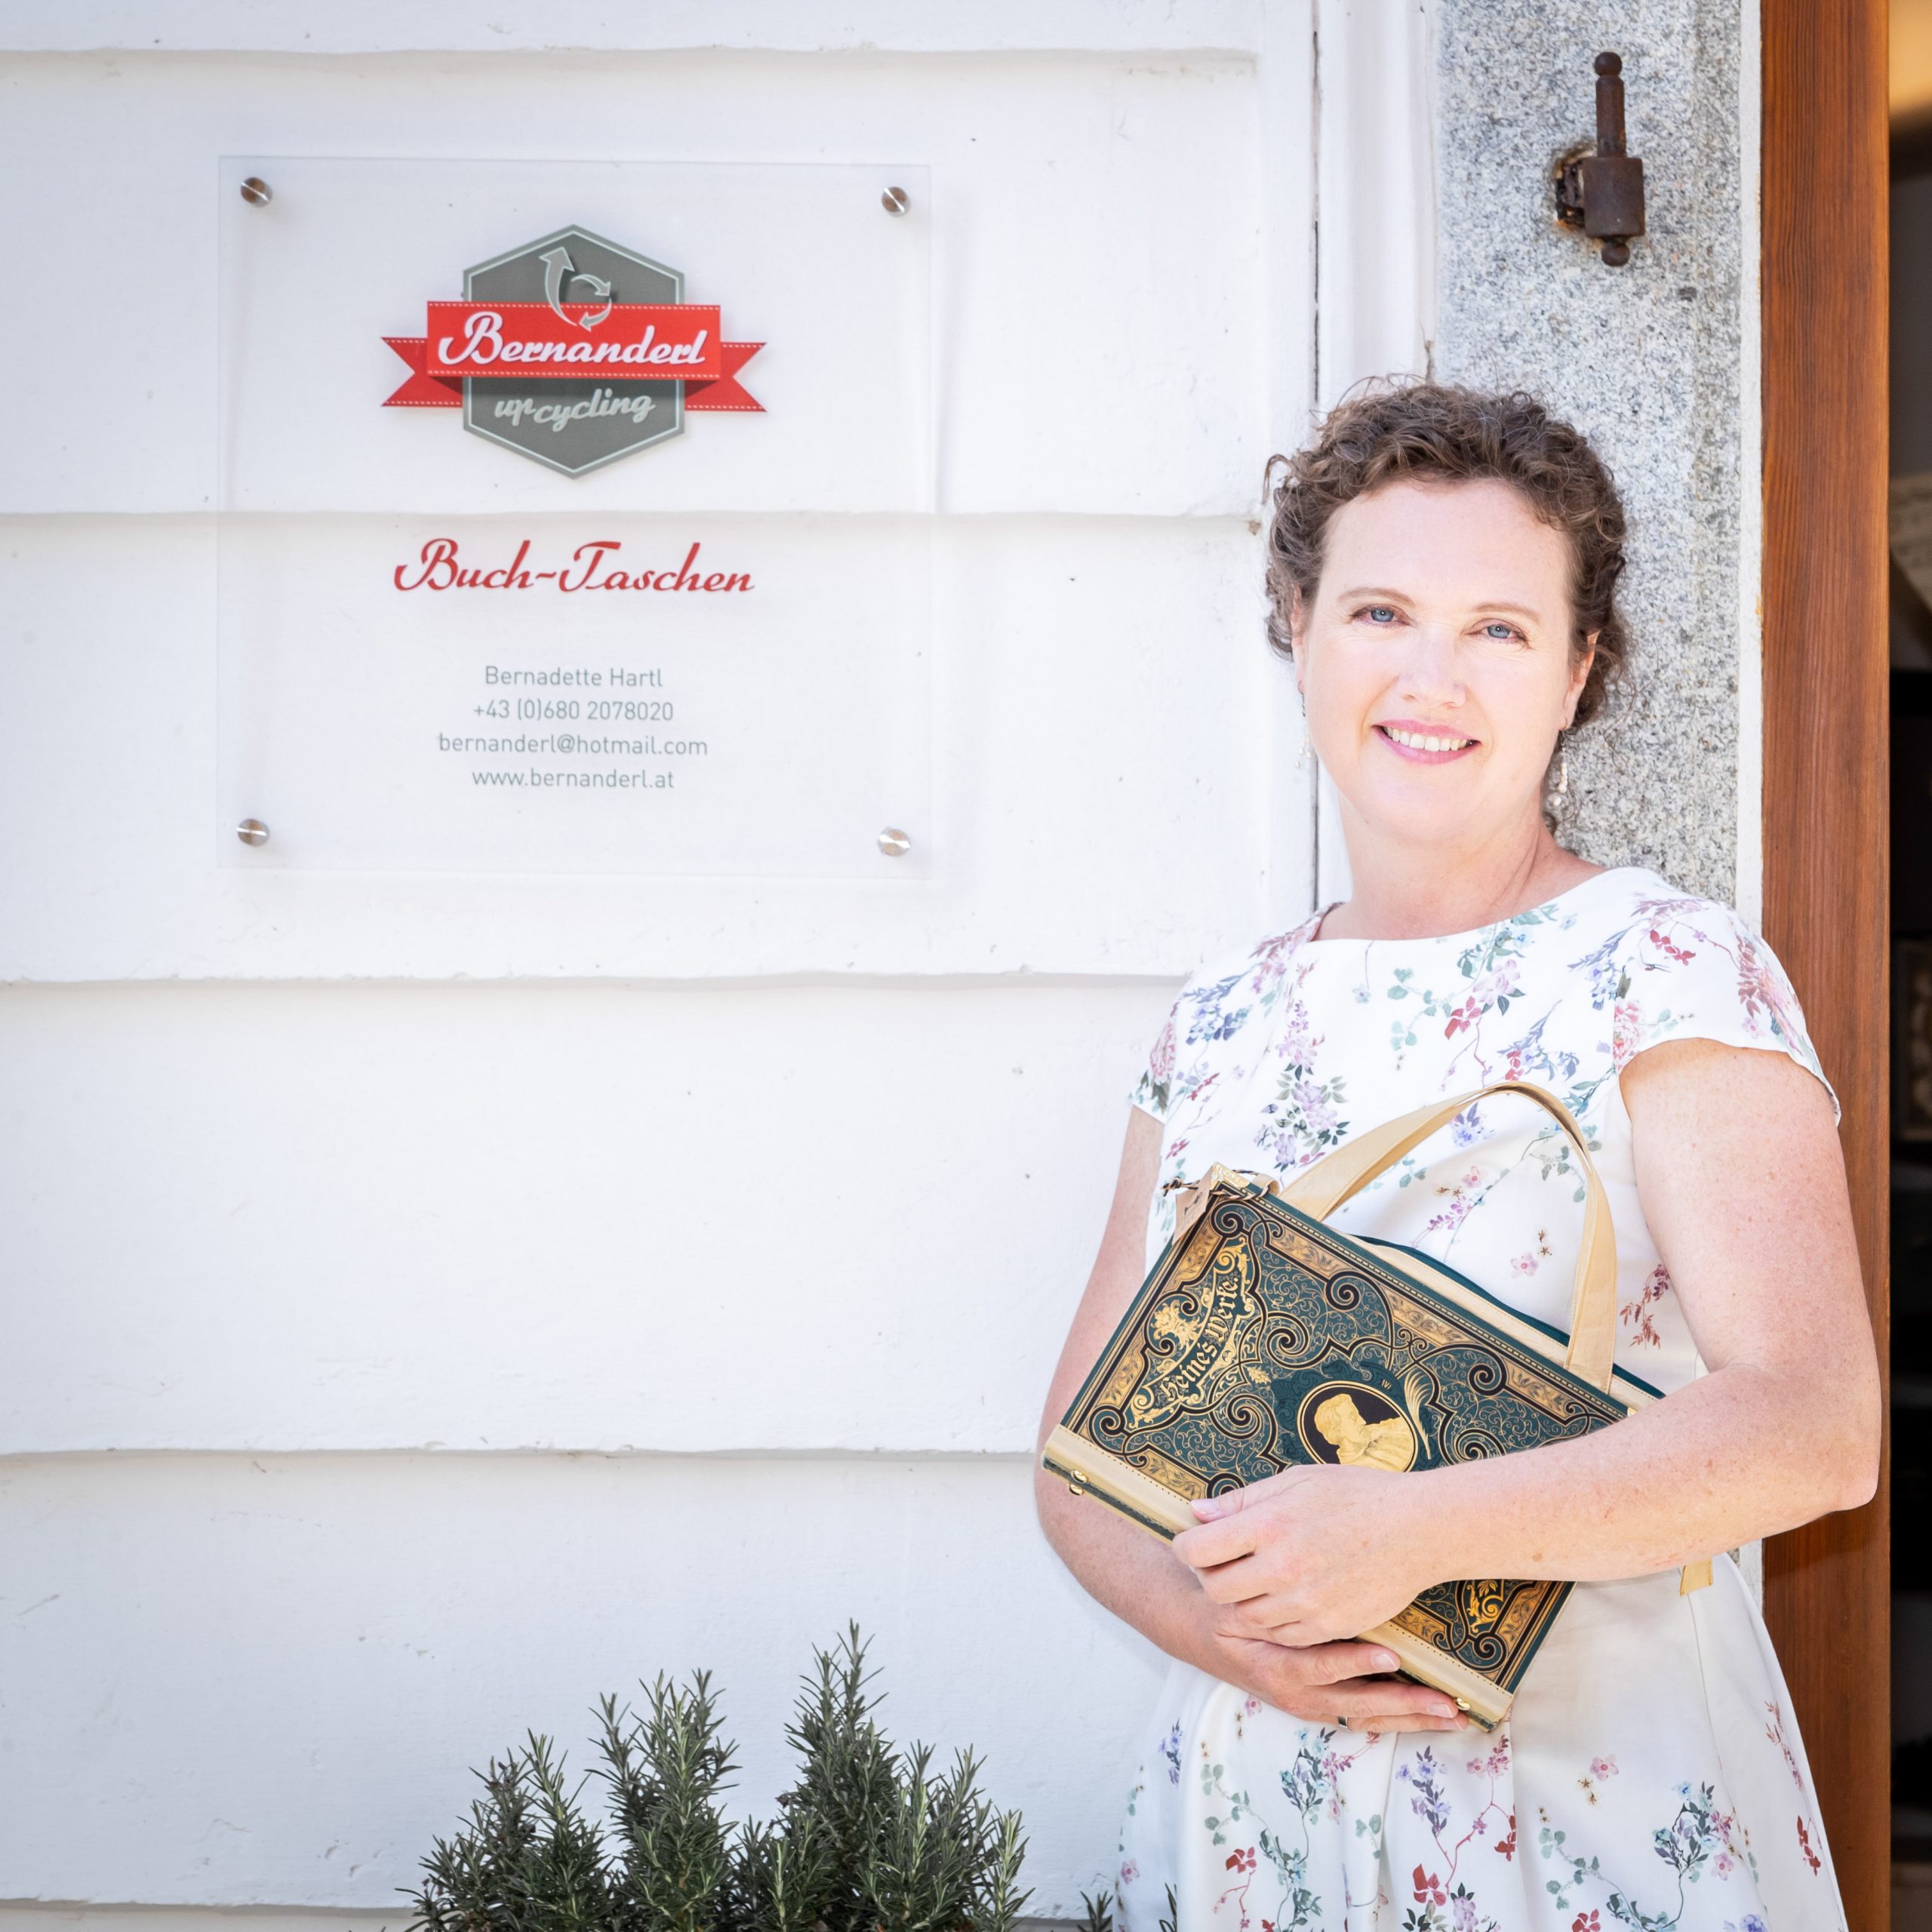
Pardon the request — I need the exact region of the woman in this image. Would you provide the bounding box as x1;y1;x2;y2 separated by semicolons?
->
1034;382;1881;1932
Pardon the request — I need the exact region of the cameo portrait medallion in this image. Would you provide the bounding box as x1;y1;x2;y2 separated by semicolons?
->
1294;1382;1419;1473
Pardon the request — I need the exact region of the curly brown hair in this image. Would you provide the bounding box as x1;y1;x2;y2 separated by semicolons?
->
1263;380;1629;726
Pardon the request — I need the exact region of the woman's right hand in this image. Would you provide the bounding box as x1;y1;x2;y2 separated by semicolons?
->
1198;1620;1469;1734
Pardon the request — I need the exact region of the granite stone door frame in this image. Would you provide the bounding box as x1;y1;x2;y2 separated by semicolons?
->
1760;2;1890;1923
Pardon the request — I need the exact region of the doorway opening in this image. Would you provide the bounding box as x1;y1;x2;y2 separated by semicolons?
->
1891;12;1932;1913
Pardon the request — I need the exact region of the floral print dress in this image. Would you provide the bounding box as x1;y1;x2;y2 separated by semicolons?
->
1112;866;1846;1932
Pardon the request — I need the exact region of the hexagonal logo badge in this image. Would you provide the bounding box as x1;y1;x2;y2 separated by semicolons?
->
382;225;763;476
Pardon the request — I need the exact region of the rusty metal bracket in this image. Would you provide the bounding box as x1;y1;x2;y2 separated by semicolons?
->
1555;51;1646;266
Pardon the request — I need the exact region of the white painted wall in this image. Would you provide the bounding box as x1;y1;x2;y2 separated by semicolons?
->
0;5;1399;1922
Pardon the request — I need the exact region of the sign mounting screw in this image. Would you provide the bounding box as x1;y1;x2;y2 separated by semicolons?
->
239;177;273;206
235;818;270;847
877;827;911;857
881;186;910;216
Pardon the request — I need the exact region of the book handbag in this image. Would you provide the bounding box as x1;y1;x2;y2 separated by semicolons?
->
1041;1078;1711;1728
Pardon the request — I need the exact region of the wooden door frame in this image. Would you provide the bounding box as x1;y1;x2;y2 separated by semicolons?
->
1760;2;1890;1923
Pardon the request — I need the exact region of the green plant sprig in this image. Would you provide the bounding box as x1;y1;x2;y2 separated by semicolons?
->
403;1624;1030;1932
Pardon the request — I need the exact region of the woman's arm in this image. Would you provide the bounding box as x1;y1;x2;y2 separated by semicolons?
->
1034;1104;1472;1731
1172;1038;1883;1646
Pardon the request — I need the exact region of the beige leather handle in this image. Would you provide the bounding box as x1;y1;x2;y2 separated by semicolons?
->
1279;1079;1619;1391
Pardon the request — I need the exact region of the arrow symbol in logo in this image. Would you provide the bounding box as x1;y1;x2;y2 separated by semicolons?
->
540;246;614;330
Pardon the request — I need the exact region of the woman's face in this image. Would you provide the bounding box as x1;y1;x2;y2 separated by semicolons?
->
1291;477;1593;854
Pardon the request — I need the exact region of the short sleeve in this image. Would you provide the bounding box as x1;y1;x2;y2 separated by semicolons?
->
1613;894;1841;1122
1128;986;1186;1122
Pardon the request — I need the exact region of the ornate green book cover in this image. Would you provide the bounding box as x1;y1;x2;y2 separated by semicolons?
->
1049;1169;1644;1720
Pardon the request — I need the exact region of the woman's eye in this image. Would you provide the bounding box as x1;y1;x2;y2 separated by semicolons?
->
1481;621;1524;641
1360;605;1399;625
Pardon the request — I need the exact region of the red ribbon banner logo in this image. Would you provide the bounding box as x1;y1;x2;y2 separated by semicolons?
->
381;226;764;476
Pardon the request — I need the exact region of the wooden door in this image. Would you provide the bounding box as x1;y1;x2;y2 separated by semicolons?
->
1760;4;1891;1924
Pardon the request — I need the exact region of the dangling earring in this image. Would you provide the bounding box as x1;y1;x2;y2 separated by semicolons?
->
1554;729;1571;798
1295;694;1313;770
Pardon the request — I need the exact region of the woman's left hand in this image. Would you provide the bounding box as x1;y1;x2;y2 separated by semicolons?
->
1171;1462;1436;1645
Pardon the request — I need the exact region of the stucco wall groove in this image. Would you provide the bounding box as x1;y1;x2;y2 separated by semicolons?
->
0;1;1266;57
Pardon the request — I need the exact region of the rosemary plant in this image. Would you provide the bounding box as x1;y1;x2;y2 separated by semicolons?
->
404;1625;1029;1932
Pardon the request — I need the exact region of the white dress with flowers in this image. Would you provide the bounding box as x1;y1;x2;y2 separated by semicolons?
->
1111;866;1847;1932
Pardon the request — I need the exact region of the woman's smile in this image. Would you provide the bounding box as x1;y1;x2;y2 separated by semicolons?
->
1373;718;1481;762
